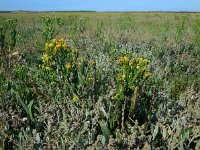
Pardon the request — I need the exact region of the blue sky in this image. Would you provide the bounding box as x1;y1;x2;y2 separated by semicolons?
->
0;0;200;12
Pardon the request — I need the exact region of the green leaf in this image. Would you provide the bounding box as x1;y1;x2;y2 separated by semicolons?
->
28;100;35;122
15;91;29;115
162;126;168;140
129;86;139;118
153;123;159;140
99;121;111;144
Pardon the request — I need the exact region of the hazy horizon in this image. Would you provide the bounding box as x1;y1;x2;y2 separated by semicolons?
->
0;0;200;12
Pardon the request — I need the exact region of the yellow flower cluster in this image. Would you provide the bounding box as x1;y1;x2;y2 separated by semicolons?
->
44;43;49;50
72;94;79;102
118;56;129;63
42;38;70;73
43;54;49;62
48;43;54;48
136;57;149;65
132;57;149;71
44;38;67;54
45;66;51;71
41;38;84;75
144;73;152;78
52;39;56;43
65;63;71;70
116;55;152;85
87;77;94;81
117;56;149;70
117;74;126;81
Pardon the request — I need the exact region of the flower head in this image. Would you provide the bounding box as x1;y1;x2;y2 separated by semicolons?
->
118;57;124;63
43;54;49;61
54;47;58;54
52;39;56;43
144;73;152;78
117;74;126;81
59;38;64;43
44;43;49;50
143;58;149;64
123;56;129;62
45;66;51;71
48;43;54;48
44;46;49;51
65;63;71;70
73;94;79;102
56;43;62;48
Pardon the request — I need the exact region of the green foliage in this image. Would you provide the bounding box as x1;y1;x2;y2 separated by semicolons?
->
0;12;199;150
41;16;64;42
119;17;133;30
194;18;200;53
0;18;7;51
0;19;17;50
175;16;188;44
7;19;17;50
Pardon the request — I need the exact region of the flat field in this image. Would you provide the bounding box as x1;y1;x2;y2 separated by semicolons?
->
0;12;200;149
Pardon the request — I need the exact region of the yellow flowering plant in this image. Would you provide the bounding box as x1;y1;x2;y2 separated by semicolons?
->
40;38;76;73
109;55;152;131
39;38;102;104
115;56;151;92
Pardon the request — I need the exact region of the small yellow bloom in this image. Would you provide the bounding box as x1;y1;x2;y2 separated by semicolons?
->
142;67;147;71
48;43;54;48
87;77;94;81
136;64;140;69
44;43;49;50
117;74;126;81
45;66;51;71
73;94;79;102
59;38;64;43
143;58;149;64
118;57;124;63
56;43;62;48
43;54;49;61
114;93;120;99
138;58;143;61
144;73;152;78
52;39;56;43
65;63;71;69
54;47;58;54
122;74;125;79
123;56;129;62
44;46;49;51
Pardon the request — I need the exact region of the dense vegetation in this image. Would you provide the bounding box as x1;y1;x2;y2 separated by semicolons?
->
0;12;199;149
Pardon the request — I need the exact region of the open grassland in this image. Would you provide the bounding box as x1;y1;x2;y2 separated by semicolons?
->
0;12;200;149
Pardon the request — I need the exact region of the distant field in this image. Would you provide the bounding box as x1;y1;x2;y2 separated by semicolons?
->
0;12;199;41
0;12;199;149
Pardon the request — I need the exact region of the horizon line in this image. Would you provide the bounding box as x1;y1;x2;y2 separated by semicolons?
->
0;10;200;13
